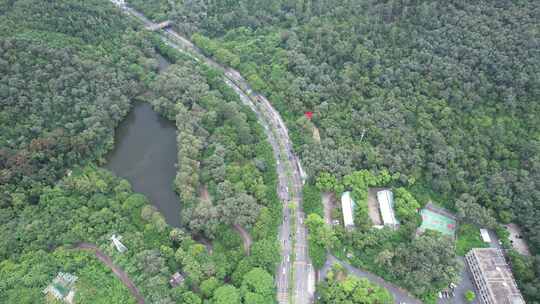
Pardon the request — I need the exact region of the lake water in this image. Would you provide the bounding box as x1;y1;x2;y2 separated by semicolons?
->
105;56;180;227
105;102;180;227
105;55;181;227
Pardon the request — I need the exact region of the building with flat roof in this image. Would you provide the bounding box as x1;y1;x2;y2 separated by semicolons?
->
376;190;398;229
480;229;491;243
341;191;355;228
465;248;525;304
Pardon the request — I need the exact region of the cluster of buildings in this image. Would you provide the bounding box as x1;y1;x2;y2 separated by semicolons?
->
339;188;526;304
340;189;398;229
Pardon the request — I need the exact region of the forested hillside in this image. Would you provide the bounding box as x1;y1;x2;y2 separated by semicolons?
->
0;0;152;205
0;0;199;301
1;0;281;302
127;0;540;301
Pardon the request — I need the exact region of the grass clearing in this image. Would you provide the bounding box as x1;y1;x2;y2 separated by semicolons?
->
456;224;488;256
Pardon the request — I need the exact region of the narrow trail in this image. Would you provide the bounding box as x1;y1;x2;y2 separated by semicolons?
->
197;186;214;254
75;243;145;304
199;186;250;255
233;224;253;255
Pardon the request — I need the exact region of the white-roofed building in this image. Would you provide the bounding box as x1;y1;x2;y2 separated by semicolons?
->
376;190;399;229
480;229;491;243
111;234;128;253
341;191;355;228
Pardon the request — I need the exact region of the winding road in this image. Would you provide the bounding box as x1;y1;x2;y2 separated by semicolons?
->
115;4;315;303
76;243;145;304
233;224;253;255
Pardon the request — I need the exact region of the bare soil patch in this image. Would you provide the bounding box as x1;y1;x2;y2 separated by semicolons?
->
312;126;321;143
367;188;384;226
322;192;335;225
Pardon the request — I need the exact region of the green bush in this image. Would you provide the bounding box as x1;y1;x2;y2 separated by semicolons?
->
303;184;323;217
465;290;476;303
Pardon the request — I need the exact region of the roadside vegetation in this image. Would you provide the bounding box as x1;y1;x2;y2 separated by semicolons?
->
456;224;489;256
318;263;393;304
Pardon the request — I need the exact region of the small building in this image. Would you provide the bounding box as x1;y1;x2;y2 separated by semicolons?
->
376;190;399;229
341;192;355;228
111;234;128;253
465;248;525;304
43;272;78;304
480;229;491;243
169;272;185;287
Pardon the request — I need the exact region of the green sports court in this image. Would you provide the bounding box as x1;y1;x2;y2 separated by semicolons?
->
418;204;457;237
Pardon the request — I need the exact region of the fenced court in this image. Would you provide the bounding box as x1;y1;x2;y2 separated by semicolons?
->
418;203;457;238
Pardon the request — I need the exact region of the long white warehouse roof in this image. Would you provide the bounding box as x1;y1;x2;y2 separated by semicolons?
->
341;191;355;228
377;190;398;227
480;228;491;243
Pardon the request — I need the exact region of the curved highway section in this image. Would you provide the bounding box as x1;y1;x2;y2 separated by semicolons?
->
117;4;315;304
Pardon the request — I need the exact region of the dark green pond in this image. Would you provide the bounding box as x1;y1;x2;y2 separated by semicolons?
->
106;55;181;226
105;102;180;227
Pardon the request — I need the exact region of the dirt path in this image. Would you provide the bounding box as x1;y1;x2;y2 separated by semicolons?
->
367;188;383;225
198;186;251;255
233;224;253;255
196;186;215;254
199;186;211;203
76;243;145;304
312;126;321;143
321;192;334;225
194;235;214;254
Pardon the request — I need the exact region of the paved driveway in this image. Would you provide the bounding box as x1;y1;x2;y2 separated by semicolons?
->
437;257;478;304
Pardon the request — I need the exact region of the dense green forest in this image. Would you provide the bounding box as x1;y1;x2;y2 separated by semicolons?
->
0;166;274;303
0;0;158;205
0;0;278;303
148;58;280;241
1;248;136;303
2;0;540;302
127;0;540;301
